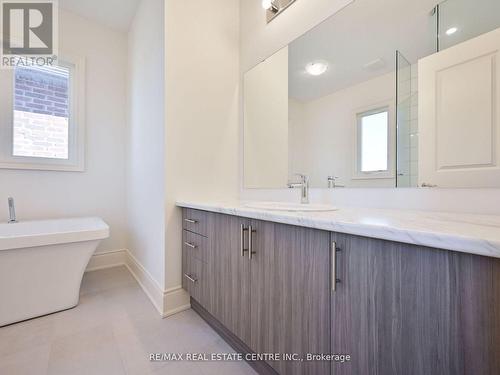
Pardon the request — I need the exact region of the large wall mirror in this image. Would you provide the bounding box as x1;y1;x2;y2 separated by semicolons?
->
244;0;500;189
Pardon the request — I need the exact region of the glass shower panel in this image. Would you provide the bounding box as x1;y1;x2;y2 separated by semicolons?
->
438;0;500;51
396;51;418;188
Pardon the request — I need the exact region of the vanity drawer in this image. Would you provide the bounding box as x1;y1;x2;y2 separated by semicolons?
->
182;253;201;301
182;251;210;310
183;230;209;264
183;208;208;236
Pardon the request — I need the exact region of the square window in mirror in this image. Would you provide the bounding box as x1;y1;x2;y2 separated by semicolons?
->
358;108;389;173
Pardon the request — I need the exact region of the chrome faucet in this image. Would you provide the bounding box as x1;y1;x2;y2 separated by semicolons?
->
8;197;17;223
288;174;309;204
327;176;345;188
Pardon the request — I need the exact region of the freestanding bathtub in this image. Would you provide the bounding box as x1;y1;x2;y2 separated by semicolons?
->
0;217;109;326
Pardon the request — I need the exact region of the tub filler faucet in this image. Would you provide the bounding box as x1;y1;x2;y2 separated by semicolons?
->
8;197;17;223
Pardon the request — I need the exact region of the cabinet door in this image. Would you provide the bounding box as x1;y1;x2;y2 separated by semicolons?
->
210;213;252;346
331;232;500;375
251;221;331;375
331;232;401;375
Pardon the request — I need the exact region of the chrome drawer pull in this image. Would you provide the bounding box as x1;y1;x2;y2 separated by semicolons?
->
248;226;256;260
184;273;197;283
184;218;198;224
240;224;249;256
332;241;341;291
184;241;197;249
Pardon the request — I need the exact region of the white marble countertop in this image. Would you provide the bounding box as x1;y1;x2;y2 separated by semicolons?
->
176;200;500;259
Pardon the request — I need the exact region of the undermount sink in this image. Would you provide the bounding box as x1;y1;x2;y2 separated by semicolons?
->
244;202;338;212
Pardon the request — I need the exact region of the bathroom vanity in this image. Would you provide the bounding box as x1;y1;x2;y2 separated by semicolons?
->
179;202;500;375
177;0;500;373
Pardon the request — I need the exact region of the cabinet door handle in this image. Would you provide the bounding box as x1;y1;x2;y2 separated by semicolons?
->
332;241;341;291
184;273;197;283
248;226;256;260
240;224;249;256
184;241;197;249
184;218;198;224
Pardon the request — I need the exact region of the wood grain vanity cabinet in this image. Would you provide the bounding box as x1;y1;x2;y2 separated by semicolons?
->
182;209;213;311
184;209;330;374
182;208;500;375
207;213;330;375
330;233;500;375
210;213;251;344
250;221;330;375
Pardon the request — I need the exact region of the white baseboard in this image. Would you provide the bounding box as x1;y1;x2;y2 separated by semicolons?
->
163;286;191;317
86;249;127;271
86;249;190;318
124;250;166;316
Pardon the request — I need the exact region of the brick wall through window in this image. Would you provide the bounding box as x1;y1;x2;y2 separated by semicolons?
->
13;66;70;159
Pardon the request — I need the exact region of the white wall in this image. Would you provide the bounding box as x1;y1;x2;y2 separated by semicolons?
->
288;97;306;181
244;46;289;188
239;0;500;215
127;0;166;288
289;72;396;188
242;187;500;215
164;0;240;293
0;9;128;252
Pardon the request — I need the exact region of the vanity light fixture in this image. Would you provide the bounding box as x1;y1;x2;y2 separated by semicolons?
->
446;27;458;36
263;0;297;23
305;61;329;76
262;0;277;11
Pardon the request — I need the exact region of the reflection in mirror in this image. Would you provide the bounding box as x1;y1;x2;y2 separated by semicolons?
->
358;109;389;174
396;51;417;188
243;0;500;189
438;0;500;51
244;47;289;188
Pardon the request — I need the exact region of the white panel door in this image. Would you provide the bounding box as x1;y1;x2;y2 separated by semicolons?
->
418;27;500;188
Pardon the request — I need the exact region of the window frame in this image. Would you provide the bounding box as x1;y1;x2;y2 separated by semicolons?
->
0;52;86;172
352;101;395;180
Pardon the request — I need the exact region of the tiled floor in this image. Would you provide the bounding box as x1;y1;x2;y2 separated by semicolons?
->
0;266;257;375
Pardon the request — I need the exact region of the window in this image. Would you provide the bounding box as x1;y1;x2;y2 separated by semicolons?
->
0;54;85;171
355;106;391;178
13;65;70;159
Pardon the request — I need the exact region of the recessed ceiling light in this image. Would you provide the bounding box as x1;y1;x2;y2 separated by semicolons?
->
305;61;329;76
446;27;458;36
